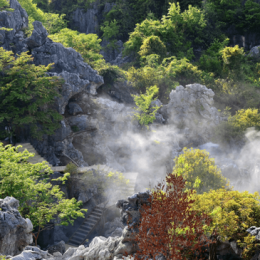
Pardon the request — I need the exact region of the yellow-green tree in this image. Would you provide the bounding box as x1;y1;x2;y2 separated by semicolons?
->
0;143;87;245
173;148;228;193
229;108;260;132
220;45;244;73
214;108;260;143
132;85;161;126
191;189;260;258
0;48;63;140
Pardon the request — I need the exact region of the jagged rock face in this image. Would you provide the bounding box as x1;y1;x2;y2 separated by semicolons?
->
0;0;28;51
161;84;221;143
248;45;260;60
71;1;115;35
0;197;33;256
226;24;260;51
0;0;104;166
46;240;66;255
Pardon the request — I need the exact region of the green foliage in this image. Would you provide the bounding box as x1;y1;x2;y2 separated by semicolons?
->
49;28;104;70
0;0;13;12
0;48;64;140
172;147;228;194
49;28;125;84
71;125;80;132
100;19;120;49
127;55;214;103
0;143;87;245
132;85;161;126
192;189;260;258
220;45;245;73
139;35;167;61
198;38;229;76
18;0;67;34
214;108;260;143
205;0;260;33
104;0;171;41
65;162;78;175
0;0;14;32
124;2;206;61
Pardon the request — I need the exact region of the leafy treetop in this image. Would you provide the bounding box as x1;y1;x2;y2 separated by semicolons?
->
0;47;64;140
0;143;87;245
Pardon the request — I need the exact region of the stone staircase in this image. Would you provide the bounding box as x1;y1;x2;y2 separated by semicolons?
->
64;167;138;248
15;143;52;167
66;205;105;247
52;164;116;173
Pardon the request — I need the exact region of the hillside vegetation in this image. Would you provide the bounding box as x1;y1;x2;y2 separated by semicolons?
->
2;0;260;258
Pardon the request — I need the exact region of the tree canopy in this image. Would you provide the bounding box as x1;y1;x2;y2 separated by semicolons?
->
172;147;228;194
0;143;87;245
0;47;64;141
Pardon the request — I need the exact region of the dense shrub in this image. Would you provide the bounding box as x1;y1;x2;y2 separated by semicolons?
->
127;55;214;103
65;162;78;175
132;85;161;126
19;0;67;34
129;173;212;259
173;147;228;194
123;2;206;61
0;143;86;245
192;189;260;258
213;108;260;144
0;48;63;140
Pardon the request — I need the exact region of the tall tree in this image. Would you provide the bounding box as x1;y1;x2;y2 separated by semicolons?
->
0;143;87;245
0;48;64;141
129;173;212;259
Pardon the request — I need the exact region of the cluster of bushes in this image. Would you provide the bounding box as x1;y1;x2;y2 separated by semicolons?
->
137;147;260;259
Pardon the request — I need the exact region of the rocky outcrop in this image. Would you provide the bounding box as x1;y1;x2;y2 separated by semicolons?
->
0;0;28;51
71;0;115;35
226;24;260;51
99;80;136;104
248;45;260;60
161;83;221;143
11;193;151;260
0;0;104;166
46;241;66;255
0;197;33;256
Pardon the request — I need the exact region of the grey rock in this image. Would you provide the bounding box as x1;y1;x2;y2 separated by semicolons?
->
104;218;125;237
116;191;151;226
0;197;33;256
58;138;88;167
101;40;124;63
72;7;99;34
47;241;66;255
49;71;99;115
68;103;83;115
53;121;72;142
26;21;48;48
0;0;28;50
110;51;135;67
163;83;221;141
67;115;97;132
11;246;52;260
11;30;28;54
71;2;114;35
248;45;260;60
102;81;135;104
31;38;104;87
247;226;260;240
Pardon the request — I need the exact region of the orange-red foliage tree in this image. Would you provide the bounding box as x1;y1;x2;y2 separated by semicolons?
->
129;174;212;260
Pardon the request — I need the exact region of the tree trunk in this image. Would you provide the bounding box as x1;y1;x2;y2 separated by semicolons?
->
209;241;217;260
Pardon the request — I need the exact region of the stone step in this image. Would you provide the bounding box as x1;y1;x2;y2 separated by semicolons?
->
15;143;53;167
67;206;104;246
